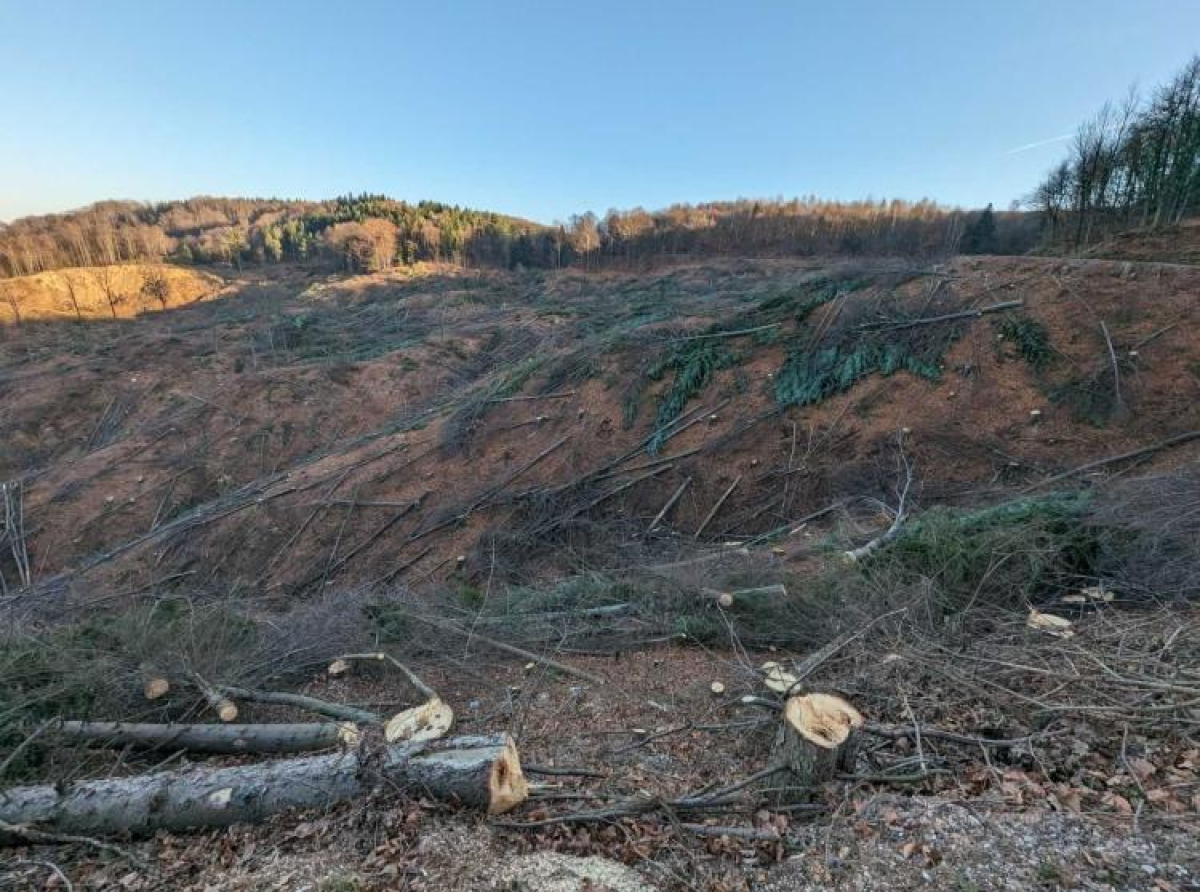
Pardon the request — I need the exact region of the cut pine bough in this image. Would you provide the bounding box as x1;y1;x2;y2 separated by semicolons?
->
0;734;528;840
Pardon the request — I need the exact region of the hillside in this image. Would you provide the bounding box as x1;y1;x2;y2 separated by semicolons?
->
2;248;1199;890
4;252;1197;589
0;263;225;322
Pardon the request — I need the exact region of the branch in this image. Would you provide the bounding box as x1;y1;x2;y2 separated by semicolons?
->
843;434;913;562
1021;430;1200;492
858;300;1023;331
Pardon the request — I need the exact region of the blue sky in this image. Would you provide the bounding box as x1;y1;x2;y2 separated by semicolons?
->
0;1;1196;224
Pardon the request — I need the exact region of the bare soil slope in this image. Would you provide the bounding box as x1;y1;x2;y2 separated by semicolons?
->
0;263;226;322
2;255;1197;602
2;253;1199;891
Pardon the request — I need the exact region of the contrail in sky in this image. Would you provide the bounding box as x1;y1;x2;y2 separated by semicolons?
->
1003;134;1075;155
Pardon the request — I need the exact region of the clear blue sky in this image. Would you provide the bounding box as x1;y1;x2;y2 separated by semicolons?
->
1;1;1196;224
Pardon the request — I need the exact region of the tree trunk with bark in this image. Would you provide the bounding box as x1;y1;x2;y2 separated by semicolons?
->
54;720;360;754
0;733;526;841
770;694;863;802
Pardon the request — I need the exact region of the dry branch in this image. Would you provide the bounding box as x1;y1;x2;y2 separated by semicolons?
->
1099;320;1126;417
858;299;1023;331
1021;430;1200;492
695;475;742;538
648;476;692;532
408;614;604;685
215;685;381;725
329;652;438;700
843;439;912;562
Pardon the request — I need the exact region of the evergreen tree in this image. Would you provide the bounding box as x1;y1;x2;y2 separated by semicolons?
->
962;203;997;254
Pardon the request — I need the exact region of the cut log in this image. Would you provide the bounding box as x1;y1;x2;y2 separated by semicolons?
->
703;583;787;608
139;664;170;701
701;588;735;608
55;720;359;754
1;733;526;840
191;672;238;722
215;685;382;725
770;693;863;801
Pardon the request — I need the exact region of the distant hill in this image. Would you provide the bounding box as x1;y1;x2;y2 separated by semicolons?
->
0;195;1039;280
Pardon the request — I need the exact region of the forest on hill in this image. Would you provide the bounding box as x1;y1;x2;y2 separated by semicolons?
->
0;195;1033;280
2;55;1197;286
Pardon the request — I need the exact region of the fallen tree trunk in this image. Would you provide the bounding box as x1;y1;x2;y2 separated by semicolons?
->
54;720;359;754
1;733;527;840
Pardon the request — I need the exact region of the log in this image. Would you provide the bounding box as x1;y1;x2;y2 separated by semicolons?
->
770;693;863;802
1;733;527;840
702;583;787;608
55;720;359;754
139;664;170;701
191;672;238;722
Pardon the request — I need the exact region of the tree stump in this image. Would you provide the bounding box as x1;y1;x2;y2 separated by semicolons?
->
770;693;863;802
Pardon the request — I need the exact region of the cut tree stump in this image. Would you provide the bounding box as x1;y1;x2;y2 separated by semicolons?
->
0;733;527;840
770;693;863;801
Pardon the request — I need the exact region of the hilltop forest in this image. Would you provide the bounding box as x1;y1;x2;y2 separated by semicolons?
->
0;195;1036;280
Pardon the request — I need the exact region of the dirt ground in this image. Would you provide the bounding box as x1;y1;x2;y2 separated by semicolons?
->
2;251;1200;890
3;254;1198;599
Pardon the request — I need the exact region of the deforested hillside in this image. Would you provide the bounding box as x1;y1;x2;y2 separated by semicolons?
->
3;252;1196;596
3;245;1199;890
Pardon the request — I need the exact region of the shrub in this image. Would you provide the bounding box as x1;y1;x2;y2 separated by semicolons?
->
996;314;1053;371
862;492;1097;618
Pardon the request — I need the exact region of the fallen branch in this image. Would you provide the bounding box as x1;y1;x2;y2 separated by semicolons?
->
1021;430;1200;492
673;323;780;341
1099;320;1126;417
843;436;912;563
1;733;527;839
695;475;742;539
487;391;577;403
408;615;604;685
862;723;1051;748
680;822;782;842
648;476;691;532
0;819;147;867
524;765;609;778
215;685;381;725
859;300;1023;331
329;652;438;701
